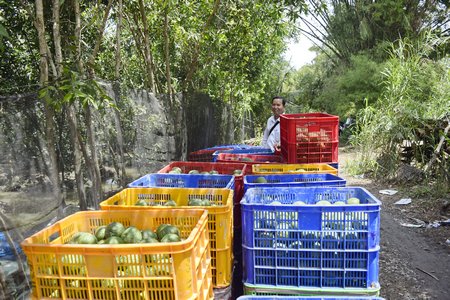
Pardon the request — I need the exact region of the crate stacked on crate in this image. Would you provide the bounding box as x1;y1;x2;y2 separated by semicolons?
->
240;186;381;297
157;161;250;229
188;146;235;162
188;144;257;162
21;209;213;300
128;173;235;190
252;163;338;176
243;173;346;192
216;153;285;164
211;148;274;162
99;187;234;288
280;113;339;165
237;296;385;299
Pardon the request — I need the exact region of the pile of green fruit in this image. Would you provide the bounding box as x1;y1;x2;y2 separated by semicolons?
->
67;222;182;245
167;166;242;176
133;198;214;207
187;198;212;206
254;176;267;183
134;199;177;206
168;167;219;175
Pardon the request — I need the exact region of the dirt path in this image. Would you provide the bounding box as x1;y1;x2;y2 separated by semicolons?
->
339;148;450;300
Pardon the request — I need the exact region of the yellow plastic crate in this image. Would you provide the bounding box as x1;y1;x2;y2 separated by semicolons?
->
252;163;338;175
21;209;213;300
99;187;233;288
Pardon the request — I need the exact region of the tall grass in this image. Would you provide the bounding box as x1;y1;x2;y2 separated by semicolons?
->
352;32;450;185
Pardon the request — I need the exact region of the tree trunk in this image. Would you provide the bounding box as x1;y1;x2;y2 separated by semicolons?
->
74;0;83;72
70;0;88;209
35;0;65;212
87;0;113;76
52;0;62;76
138;0;156;92
182;0;221;92
67;105;87;210
163;5;173;107
82;0;113;206
113;0;126;186
84;105;102;208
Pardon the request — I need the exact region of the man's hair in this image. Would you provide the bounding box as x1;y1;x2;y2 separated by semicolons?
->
272;96;286;106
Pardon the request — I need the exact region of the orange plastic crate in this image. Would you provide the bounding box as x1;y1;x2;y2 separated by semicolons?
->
21;209;212;300
99;187;233;287
251;163;338;175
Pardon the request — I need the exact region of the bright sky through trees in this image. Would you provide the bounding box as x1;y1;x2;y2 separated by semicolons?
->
284;29;316;69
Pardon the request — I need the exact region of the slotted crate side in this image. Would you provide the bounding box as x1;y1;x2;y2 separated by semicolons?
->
157;161;249;226
212;148;274;162
280;113;339;144
241;187;381;289
244;174;346;192
22;210;213;300
281;141;338;164
241;283;381;297
128;173;234;190
280;113;339;164
243;247;379;288
99;187;233;287
157;161;249;175
216;153;285;164
252;164;338;175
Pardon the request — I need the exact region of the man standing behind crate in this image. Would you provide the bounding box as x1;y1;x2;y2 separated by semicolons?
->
262;96;285;152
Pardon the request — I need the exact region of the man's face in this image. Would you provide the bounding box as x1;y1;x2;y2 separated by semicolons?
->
272;98;285;118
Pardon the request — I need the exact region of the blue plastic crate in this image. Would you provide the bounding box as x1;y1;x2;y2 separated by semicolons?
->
241;187;381;289
0;231;24;260
244;174;346;192
204;144;245;150
238;296;384;299
242;282;381;297
212;148;274;162
128;173;234;189
328;163;338;170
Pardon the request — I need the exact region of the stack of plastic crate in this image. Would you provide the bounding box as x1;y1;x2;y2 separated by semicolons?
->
21;209;213;300
240;186;381;297
157;161;250;229
100;178;234;290
251;163;338;176
280;113;339;167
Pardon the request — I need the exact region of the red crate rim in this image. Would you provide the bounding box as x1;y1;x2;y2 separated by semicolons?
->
280;113;339;120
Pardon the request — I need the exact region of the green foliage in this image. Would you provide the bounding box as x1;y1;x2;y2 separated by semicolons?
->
285;52;384;118
39;68;115;111
315;54;384;117
352;32;450;182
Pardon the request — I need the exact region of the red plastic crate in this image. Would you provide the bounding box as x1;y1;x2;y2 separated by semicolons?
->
157;161;249;228
282;141;339;164
280;113;339;164
215;153;285;164
188;147;233;162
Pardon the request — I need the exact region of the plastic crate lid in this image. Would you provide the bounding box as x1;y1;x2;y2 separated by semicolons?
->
244;173;345;185
128;173;234;189
241;186;381;206
237;297;384;300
